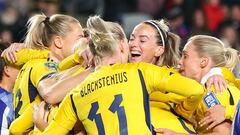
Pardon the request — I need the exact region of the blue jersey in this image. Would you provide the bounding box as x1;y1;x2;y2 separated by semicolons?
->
232;100;240;135
0;87;14;135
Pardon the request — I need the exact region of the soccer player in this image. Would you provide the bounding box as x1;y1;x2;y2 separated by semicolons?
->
156;35;240;134
0;44;19;134
7;14;84;134
41;15;206;135
128;19;197;133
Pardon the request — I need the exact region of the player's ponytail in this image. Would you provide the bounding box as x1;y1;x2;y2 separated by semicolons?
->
24;14;80;49
189;35;238;71
87;15;127;59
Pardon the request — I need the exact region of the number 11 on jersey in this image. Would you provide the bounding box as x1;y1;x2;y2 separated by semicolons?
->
88;94;128;135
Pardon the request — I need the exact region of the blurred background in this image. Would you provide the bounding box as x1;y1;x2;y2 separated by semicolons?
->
0;0;240;77
0;0;239;51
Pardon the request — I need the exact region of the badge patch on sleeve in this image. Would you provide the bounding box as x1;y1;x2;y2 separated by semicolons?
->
203;92;219;108
44;62;58;70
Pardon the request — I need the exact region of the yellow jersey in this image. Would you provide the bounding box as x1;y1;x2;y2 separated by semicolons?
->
42;62;204;135
10;58;58;134
3;49;49;69
192;84;240;133
150;67;196;134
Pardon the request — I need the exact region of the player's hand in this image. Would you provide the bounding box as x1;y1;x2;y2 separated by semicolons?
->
1;42;25;63
79;47;93;67
154;128;177;135
199;105;226;129
206;75;227;93
33;101;49;131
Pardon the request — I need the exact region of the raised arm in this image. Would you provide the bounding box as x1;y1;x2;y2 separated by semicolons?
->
2;43;49;68
38;67;92;104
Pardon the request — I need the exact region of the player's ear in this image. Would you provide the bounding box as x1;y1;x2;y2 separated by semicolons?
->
200;56;209;68
155;46;164;57
53;36;63;49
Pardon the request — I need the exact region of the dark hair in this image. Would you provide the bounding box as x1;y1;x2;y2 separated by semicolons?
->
0;43;8;82
0;57;5;82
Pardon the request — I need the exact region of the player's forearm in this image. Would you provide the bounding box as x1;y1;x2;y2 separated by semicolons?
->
4;49;49;67
164;74;205;97
41;69;91;104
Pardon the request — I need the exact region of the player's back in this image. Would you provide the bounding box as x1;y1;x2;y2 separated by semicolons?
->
71;63;156;135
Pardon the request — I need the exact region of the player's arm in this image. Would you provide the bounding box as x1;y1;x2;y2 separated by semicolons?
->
2;43;49;68
38;67;92;104
221;67;240;89
150;66;205;97
154;121;231;135
58;41;93;71
9;103;36;134
198;104;235;131
33;101;49;132
58;49;85;71
142;64;205;118
204;121;231;135
41;94;78;135
3;48;49;68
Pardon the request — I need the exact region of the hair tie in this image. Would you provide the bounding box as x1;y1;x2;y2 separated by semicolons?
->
43;17;50;24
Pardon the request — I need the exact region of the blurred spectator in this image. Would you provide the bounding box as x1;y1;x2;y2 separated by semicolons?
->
190;8;211;36
165;0;183;11
104;0;136;23
219;23;240;78
231;4;240;36
137;0;165;19
219;4;240;41
203;0;225;32
32;0;59;16
0;30;12;43
0;5;28;42
11;0;31;16
219;25;240;50
61;0;104;26
167;7;189;50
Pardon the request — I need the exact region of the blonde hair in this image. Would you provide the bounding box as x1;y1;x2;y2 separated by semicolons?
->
189;35;238;71
86;15;126;59
144;19;180;67
24;14;80;49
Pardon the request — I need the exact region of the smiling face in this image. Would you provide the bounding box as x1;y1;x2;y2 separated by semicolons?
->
128;23;164;64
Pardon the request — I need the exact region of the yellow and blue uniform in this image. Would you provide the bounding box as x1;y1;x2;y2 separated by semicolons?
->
58;48;84;71
42;62;204;135
9;58;58;134
218;67;240;120
3;49;49;69
3;48;85;134
150;67;196;134
179;83;240;134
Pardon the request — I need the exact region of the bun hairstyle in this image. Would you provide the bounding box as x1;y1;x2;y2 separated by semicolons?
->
24;14;80;49
144;19;180;67
188;35;239;71
86;15;126;59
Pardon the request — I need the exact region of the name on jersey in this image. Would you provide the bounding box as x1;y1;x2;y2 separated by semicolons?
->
80;72;128;97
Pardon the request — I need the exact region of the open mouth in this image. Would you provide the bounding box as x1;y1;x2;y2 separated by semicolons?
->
130;50;141;58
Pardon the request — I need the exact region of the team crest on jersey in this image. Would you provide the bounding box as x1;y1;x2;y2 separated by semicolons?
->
44;62;58;70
